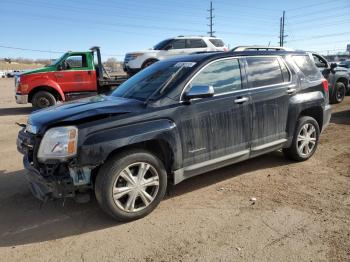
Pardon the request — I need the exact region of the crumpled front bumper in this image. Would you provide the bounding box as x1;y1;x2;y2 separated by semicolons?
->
23;156;75;201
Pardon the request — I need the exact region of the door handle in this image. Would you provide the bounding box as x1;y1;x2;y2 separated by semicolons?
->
234;97;249;104
88;71;92;75
286;88;296;94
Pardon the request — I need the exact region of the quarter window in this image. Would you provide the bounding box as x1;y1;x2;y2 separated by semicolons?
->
246;57;284;87
190;59;242;94
292;55;321;80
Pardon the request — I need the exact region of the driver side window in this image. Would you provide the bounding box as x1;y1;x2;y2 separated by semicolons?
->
190;59;242;95
64;54;87;69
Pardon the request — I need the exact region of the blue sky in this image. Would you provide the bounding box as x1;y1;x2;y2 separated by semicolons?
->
0;0;349;60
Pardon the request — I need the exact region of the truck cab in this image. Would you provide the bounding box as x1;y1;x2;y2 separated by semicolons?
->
15;47;126;108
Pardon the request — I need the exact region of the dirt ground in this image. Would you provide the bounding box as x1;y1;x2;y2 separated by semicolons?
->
0;78;349;262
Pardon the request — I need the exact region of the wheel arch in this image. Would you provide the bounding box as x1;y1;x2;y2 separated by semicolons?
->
141;58;159;69
336;77;348;90
28;86;64;103
90;138;176;185
298;106;323;131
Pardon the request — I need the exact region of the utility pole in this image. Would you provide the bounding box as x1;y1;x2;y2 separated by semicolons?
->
207;1;215;37
279;17;282;46
279;10;287;46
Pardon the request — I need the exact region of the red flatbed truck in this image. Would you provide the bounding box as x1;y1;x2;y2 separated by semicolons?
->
15;47;128;108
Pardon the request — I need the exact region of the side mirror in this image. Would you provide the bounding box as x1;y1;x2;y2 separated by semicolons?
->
184;85;214;101
57;63;64;71
330;63;337;70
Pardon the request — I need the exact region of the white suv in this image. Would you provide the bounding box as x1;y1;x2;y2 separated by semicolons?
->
123;36;228;75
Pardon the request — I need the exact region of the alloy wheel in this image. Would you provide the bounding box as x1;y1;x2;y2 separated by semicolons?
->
112;162;160;213
297;123;317;157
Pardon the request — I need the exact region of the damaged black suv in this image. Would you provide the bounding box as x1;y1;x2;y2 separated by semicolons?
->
17;50;331;221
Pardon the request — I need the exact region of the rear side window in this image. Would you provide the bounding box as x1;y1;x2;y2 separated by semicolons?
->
246;57;284;87
209;39;225;47
187;39;207;48
171;39;186;49
190;58;242;94
292;55;320;80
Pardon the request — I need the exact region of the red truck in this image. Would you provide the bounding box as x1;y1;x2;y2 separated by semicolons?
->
15;47;127;108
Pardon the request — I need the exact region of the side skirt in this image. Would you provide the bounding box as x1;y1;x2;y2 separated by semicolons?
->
173;139;288;185
173;150;249;184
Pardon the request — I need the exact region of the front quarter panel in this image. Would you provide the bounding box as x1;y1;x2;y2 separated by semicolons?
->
77;119;182;169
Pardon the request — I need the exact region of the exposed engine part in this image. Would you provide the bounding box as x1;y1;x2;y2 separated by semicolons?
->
69;167;91;186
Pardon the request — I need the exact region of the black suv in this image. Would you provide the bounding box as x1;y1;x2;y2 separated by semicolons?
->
17;50;331;221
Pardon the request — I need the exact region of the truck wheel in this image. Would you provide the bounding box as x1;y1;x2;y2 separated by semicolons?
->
330;82;346;104
32;91;57;109
142;59;157;69
283;116;320;162
95;149;167;222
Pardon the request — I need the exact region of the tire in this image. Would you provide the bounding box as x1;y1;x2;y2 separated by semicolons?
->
32;91;57;109
95;149;167;222
330;82;346;104
141;59;157;69
283;116;320;162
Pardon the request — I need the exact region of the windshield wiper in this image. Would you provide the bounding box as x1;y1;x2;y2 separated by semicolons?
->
143;66;184;105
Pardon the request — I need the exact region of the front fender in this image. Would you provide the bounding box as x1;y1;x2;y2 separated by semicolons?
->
77;119;182;169
29;75;65;101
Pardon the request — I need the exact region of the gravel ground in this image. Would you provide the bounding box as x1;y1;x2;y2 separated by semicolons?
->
0;78;349;262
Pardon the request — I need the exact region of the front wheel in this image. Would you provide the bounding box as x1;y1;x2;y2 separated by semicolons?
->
283;116;320;161
95;150;167;222
32;91;57;109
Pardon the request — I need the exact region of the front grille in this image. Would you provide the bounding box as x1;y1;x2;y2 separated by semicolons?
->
124;54;133;63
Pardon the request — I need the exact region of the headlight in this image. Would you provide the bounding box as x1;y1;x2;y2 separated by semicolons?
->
130;53;144;59
15;76;20;87
38;126;78;162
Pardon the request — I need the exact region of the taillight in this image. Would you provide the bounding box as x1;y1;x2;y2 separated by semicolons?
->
322;79;329;93
223;47;228;52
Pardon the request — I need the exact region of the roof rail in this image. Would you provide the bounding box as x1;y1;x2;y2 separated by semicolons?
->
232;46;294;52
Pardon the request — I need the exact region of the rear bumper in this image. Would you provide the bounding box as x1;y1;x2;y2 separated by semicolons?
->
322;104;332;131
15;94;28;104
23;157;75;201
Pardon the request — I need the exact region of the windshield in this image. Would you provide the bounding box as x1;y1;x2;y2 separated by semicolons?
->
112;61;194;101
154;39;172;50
48;53;67;66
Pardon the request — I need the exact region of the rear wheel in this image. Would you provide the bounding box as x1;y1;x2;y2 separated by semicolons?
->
330;82;346;104
283;116;320;161
32;91;57;109
95;150;167;221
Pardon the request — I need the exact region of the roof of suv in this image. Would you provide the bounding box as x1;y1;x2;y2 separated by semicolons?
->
166;50;308;64
173;35;222;39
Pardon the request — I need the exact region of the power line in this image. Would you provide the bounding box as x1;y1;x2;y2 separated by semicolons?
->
286;0;343;12
288;32;350;42
0;45;64;54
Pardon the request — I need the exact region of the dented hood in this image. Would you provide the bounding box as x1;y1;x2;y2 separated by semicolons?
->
28;95;143;130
